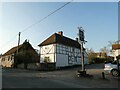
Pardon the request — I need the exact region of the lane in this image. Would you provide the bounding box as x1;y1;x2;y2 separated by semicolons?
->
2;74;90;88
2;64;120;88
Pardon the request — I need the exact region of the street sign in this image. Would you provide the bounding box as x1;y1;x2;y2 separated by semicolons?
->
78;27;84;41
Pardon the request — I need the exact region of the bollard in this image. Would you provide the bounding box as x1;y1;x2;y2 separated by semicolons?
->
102;72;105;79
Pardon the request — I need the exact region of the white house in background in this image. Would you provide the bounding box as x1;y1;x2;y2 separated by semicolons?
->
0;46;19;67
38;31;88;68
112;40;120;60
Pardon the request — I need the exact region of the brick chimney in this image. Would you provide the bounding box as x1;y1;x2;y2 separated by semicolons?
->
76;38;78;42
58;31;63;36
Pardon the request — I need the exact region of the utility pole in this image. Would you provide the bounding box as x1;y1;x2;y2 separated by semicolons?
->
14;32;21;68
77;27;87;76
17;32;21;53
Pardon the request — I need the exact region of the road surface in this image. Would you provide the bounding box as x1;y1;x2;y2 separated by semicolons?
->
2;64;120;88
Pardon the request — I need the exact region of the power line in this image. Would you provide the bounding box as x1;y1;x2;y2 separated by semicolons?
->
21;0;73;33
1;0;73;52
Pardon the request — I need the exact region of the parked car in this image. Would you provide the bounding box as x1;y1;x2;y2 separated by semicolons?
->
104;60;120;77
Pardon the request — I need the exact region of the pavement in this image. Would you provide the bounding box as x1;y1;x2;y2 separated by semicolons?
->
2;63;120;88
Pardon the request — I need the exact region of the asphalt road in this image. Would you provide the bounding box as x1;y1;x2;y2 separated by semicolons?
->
2;64;120;88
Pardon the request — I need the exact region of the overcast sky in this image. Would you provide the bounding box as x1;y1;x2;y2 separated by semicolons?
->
0;2;118;54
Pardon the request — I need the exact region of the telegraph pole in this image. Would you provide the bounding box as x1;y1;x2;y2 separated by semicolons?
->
14;32;21;68
17;32;21;53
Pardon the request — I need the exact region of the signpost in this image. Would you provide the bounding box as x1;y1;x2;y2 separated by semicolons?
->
77;27;87;76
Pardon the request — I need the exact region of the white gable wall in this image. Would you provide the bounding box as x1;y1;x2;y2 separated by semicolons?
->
40;44;55;63
40;54;55;63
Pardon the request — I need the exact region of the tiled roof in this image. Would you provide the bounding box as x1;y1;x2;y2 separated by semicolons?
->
38;33;81;49
112;44;120;50
3;45;22;56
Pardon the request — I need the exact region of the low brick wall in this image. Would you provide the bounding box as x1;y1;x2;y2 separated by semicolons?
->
27;63;40;70
17;63;24;69
17;63;56;71
17;63;40;70
39;63;56;71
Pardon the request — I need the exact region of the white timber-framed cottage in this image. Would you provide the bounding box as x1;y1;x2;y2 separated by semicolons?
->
38;31;88;69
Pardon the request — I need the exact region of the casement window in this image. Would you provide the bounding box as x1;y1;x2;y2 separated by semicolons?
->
66;46;68;52
45;46;49;53
63;51;66;54
68;47;70;52
2;58;5;61
59;48;62;54
68;56;72;64
8;56;10;61
70;47;72;52
11;56;13;60
44;57;50;63
56;44;67;54
8;57;9;61
72;48;75;52
45;47;49;50
74;56;77;62
68;52;71;56
63;46;65;51
56;44;81;56
68;56;77;64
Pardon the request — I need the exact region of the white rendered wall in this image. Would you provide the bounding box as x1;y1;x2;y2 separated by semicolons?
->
40;54;55;63
40;44;55;55
40;44;55;63
112;49;120;60
1;55;14;67
56;54;68;67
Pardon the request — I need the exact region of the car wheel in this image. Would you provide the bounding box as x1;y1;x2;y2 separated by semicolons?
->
111;69;120;77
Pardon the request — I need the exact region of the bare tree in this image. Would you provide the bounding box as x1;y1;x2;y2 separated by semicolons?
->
100;46;109;55
86;48;97;64
107;41;114;55
100;41;115;56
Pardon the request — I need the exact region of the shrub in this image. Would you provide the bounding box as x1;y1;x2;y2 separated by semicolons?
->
93;58;107;64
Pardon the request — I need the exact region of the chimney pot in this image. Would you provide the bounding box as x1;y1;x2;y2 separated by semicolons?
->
58;31;63;36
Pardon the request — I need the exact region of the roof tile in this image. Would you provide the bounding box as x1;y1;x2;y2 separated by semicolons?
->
38;33;81;49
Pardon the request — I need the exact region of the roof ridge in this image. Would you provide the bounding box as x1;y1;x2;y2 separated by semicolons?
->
38;32;81;49
3;44;23;56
